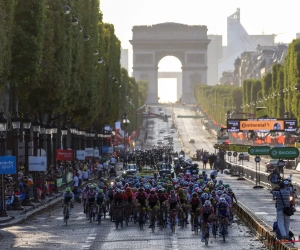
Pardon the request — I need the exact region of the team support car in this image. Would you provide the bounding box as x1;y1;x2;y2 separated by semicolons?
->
122;164;138;177
265;159;279;172
189;138;195;143
158;163;174;178
238;153;250;161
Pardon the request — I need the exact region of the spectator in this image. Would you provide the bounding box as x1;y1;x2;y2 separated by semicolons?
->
83;168;89;182
268;168;281;192
78;168;83;187
73;173;79;193
272;182;291;240
97;162;103;180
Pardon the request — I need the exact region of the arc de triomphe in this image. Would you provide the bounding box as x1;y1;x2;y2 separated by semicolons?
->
130;23;210;104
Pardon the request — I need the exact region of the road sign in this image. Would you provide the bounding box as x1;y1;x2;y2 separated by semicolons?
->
0;156;16;174
233;152;238;157
269;147;299;159
254;156;261;163
228;144;236;151
277;159;285;167
256;107;267;118
235;145;250;152
239;153;244;159
227;152;232;157
248;146;270;155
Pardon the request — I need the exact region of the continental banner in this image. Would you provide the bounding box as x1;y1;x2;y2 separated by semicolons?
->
240;120;284;131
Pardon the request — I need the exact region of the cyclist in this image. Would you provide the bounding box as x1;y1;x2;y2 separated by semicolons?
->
96;189;106;221
82;185;90;213
113;189;125;206
189;192;201;231
62;187;74;218
216;197;229;236
178;188;189;224
86;184;97;219
200;200;215;242
168;189;180;227
147;189;159;228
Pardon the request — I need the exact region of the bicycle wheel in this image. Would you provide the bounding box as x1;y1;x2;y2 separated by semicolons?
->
221;224;226;242
205;226;209;246
212;223;217;239
152;219;155;233
194;217;198;234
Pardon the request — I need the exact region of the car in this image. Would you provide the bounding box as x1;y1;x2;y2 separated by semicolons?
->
158;163;174;178
157;140;163;144
238;153;250;161
169;129;176;133
163;135;169;140
189;138;195;143
159;130;164;133
122;164;138;177
265;159;279;172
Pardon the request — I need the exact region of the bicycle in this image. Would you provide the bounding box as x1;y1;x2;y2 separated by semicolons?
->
137;206;146;230
191;210;199;234
149;206;158;233
203;221;210;246
219;216;227;242
114;205;124;229
169;209;177;233
178;205;187;229
124;202;132;226
158;206;167;230
63;202;70;226
97;203;106;224
88;202;96;223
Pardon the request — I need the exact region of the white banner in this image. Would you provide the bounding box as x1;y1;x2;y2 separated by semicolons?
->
85;148;94;157
93;149;99;157
29;156;47;171
76;150;86;160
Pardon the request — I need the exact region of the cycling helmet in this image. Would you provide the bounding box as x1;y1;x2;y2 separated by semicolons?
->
66;187;71;192
193;163;199;168
203;188;209;193
217;190;223;196
170;190;175;195
228;187;233;192
93;184;97;189
218;180;223;185
284;180;289;186
158;189;163;193
150;189;155;194
286;176;292;182
192;192;198;198
197;189;203;194
116;189;122;194
99;177;104;182
211;190;216;195
138;187;144;192
204;200;211;206
202;193;209;200
126;187;131;192
220;197;226;203
183;181;189;187
116;182;122;188
98;189;103;194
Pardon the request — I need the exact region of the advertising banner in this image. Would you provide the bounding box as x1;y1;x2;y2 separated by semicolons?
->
227;119;297;132
56;149;74;161
0;156;16;175
85;148;94;157
93;149;99;158
28;156;47;171
76;150;86;160
66;172;73;183
56;178;63;187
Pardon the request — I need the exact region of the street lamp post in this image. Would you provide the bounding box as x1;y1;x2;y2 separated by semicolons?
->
70;124;77;158
51;120;58;166
45;121;53;168
61;124;68;149
31;116;41;203
22;113;34;207
0;112;8;216
11;112;24;210
123;113;130;151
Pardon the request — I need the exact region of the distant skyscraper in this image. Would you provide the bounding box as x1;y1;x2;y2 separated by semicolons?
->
121;49;129;71
207;35;222;85
218;8;275;79
297;33;300;39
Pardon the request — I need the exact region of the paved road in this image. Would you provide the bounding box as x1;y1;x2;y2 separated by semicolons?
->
172;104;300;182
0;105;265;250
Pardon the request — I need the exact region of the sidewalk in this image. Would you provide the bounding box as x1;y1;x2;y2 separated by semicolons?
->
218;171;300;249
0;176;97;228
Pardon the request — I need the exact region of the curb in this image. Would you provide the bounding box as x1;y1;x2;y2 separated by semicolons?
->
234;201;297;250
0;177;97;228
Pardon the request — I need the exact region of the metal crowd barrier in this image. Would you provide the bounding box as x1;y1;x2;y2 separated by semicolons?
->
227;161;300;198
234;202;297;250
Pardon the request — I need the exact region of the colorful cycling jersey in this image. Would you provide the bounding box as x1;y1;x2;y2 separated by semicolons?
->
87;190;97;199
168;194;179;204
96;193;105;204
216;202;228;214
148;194;159;208
189;197;200;211
63;192;74;202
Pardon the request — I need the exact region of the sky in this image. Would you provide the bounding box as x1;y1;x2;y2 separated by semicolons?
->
101;0;299;102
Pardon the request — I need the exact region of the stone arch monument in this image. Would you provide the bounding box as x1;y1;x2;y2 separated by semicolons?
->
130;23;210;104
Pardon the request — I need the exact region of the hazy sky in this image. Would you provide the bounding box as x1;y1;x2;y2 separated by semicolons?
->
101;0;298;49
101;0;299;102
